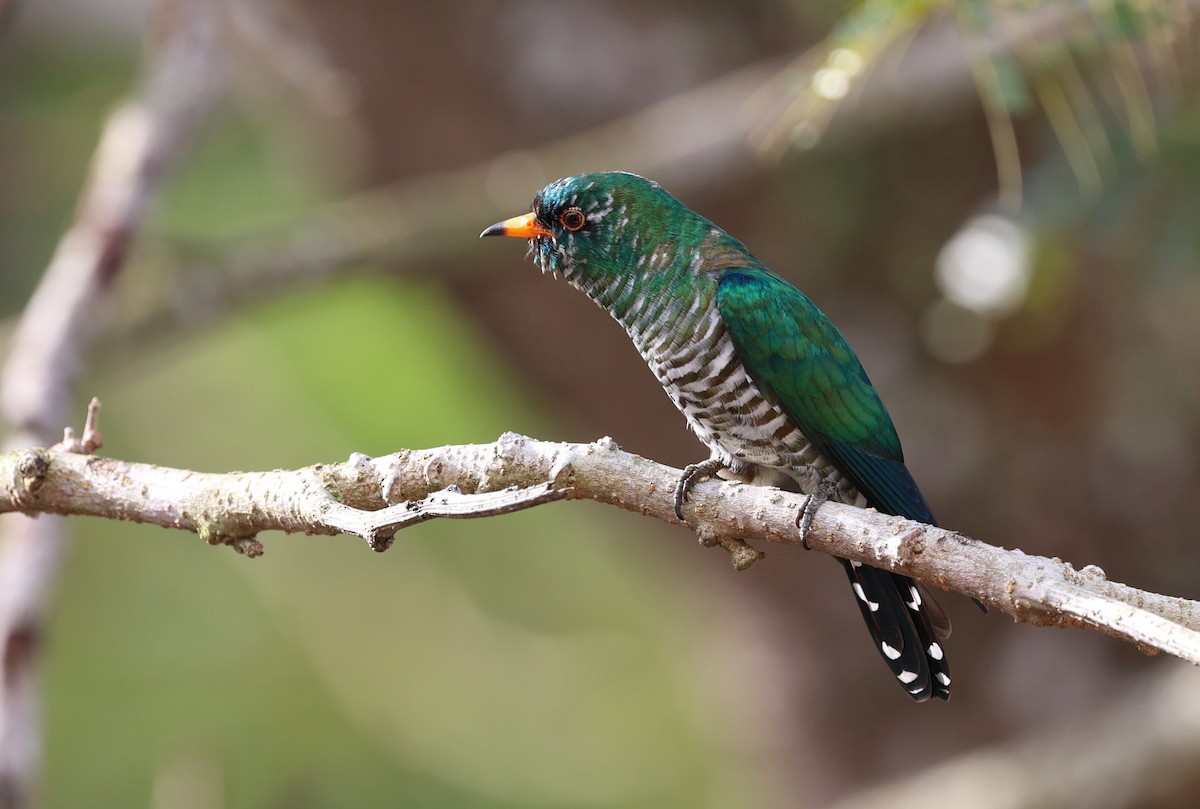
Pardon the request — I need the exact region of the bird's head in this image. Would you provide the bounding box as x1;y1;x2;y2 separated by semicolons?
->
481;171;721;285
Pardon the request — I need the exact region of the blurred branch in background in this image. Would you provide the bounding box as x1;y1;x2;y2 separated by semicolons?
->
87;17;954;352
225;0;359;119
3;431;1199;666
101;58;780;353
105;11;959;348
829;665;1200;809
0;1;224;806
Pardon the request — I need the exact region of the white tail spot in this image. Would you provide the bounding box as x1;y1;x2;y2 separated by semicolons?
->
928;643;944;661
851;582;880;612
882;642;901;660
907;585;922;611
897;670;919;684
936;672;951;687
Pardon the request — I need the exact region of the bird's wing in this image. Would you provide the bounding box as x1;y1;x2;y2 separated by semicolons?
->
718;266;951;701
715;267;935;524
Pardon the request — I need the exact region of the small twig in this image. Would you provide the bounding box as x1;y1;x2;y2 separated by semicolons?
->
1042;582;1195;661
322;482;569;551
56;398;103;455
718;537;766;571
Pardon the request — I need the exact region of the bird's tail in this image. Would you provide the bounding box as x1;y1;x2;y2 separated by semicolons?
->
841;559;952;701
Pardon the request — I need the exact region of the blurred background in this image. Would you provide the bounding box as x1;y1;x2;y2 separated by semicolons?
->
2;0;1199;807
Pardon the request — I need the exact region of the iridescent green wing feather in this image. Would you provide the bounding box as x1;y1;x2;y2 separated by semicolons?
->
715;267;935;525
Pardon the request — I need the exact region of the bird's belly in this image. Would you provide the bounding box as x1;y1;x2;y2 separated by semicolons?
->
625;303;864;504
703;410;866;506
647;334;861;503
684;387;843;491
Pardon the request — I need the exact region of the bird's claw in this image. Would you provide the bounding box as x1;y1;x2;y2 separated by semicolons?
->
673;458;726;520
796;477;839;549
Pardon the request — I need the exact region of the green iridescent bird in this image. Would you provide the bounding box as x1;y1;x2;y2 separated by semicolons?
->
482;171;952;701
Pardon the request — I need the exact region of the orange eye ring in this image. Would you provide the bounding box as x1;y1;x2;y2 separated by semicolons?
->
559;208;586;232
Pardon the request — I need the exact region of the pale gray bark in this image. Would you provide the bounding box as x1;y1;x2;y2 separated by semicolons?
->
2;430;1197;668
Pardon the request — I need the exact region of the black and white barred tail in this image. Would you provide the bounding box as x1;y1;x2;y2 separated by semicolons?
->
843;559;951;701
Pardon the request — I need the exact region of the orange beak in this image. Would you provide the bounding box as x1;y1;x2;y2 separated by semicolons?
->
479;212;552;240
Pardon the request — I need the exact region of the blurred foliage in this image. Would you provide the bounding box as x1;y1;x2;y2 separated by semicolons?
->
757;0;1194;205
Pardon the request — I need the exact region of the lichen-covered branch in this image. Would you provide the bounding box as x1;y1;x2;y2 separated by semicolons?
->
2;430;1197;668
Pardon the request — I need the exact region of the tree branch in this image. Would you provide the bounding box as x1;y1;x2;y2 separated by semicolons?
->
2;428;1197;668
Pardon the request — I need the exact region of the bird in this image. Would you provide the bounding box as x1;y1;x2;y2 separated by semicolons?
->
481;171;953;701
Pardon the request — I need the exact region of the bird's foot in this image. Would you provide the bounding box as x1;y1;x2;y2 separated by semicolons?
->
673;458;726;520
796;477;839;549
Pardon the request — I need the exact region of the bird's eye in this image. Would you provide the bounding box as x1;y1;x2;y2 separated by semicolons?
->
559;208;586;232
